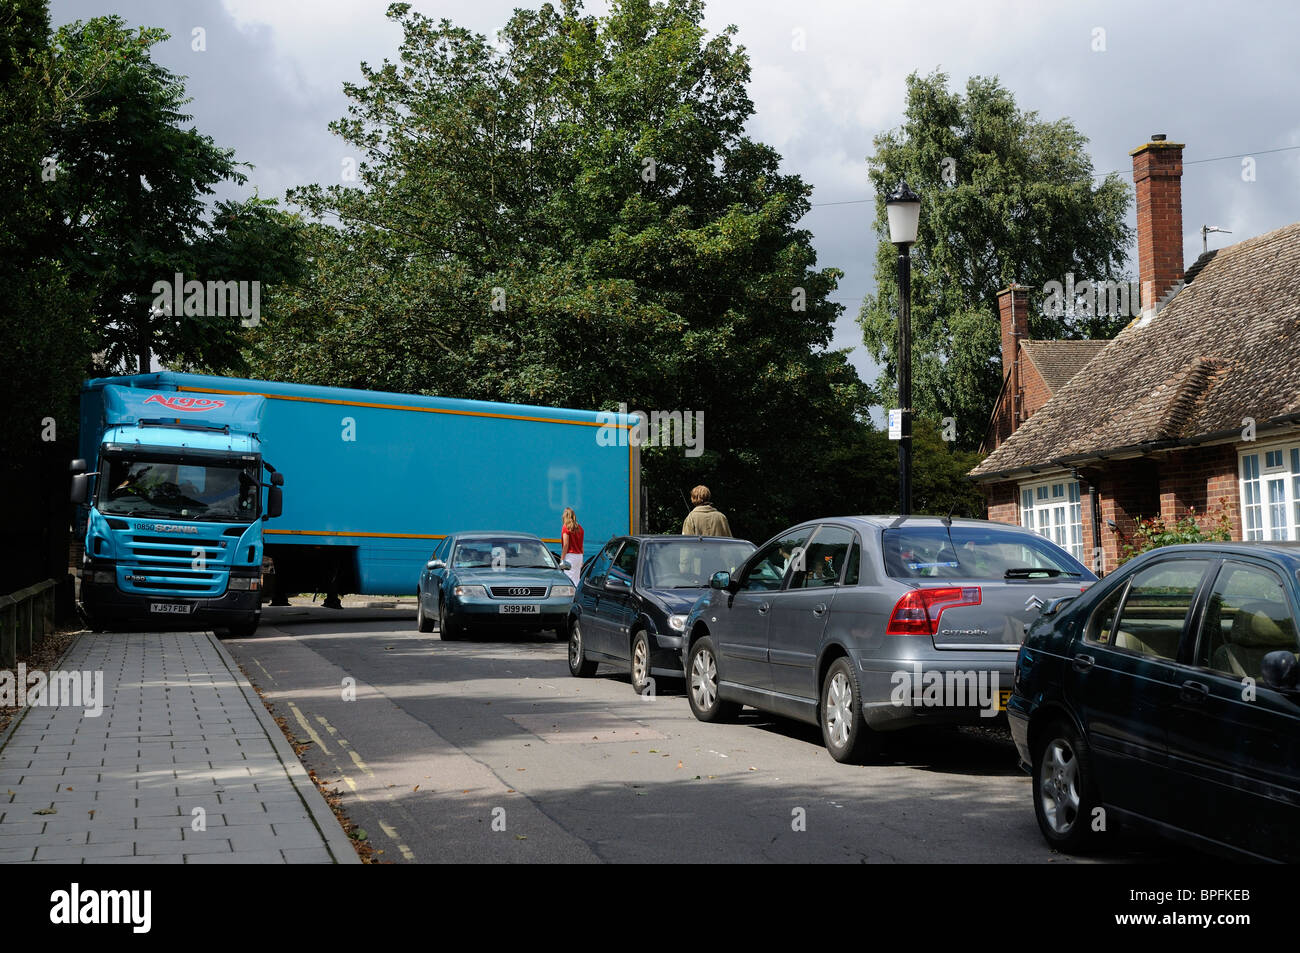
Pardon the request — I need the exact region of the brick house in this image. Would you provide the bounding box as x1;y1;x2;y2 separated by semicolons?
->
969;135;1300;574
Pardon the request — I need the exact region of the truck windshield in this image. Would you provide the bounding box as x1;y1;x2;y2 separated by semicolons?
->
98;455;260;523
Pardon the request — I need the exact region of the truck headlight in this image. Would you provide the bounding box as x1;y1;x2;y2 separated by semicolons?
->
454;585;487;598
551;585;575;598
228;577;261;591
668;614;688;632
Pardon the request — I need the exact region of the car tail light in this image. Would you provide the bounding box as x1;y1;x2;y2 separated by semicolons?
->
886;586;982;636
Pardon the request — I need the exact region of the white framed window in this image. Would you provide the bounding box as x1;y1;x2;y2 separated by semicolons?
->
1239;443;1300;541
1019;477;1083;560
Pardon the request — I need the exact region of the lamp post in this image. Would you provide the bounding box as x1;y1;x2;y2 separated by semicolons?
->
886;179;921;516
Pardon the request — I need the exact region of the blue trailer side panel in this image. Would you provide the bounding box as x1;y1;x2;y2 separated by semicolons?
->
88;372;638;595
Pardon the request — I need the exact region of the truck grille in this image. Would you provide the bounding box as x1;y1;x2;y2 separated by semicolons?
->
489;585;547;598
120;533;228;596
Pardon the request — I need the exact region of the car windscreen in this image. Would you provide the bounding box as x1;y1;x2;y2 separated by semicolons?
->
882;526;1087;580
452;537;555;569
642;540;755;588
97;454;260;523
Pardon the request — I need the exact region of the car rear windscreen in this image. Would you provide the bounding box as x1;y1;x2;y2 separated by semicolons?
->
882;526;1087;580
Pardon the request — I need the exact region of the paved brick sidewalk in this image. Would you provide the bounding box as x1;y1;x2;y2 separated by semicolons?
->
0;630;359;864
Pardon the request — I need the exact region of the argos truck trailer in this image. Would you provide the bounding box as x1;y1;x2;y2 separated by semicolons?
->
73;372;641;634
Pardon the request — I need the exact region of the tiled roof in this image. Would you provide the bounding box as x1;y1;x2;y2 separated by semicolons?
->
970;221;1300;480
1019;340;1109;394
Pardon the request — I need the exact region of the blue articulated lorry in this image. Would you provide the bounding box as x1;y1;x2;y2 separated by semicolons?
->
72;372;641;634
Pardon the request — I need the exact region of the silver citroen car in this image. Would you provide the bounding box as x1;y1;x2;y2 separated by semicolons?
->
680;516;1096;763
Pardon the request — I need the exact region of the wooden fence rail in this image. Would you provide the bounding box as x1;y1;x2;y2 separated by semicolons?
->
0;580;57;668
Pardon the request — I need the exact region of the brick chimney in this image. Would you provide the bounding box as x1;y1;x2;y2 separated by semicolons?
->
1131;134;1185;319
999;283;1029;426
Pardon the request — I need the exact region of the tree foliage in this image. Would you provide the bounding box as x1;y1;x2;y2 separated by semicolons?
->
248;0;873;540
48;15;303;375
859;70;1132;451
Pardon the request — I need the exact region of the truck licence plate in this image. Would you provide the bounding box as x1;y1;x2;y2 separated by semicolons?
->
150;603;194;615
499;604;540;614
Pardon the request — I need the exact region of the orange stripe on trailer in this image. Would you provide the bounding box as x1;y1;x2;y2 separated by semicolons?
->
178;385;633;430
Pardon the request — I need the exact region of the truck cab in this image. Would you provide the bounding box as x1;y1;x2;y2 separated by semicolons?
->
71;385;283;636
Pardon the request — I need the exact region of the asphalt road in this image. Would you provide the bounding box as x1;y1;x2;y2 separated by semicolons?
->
224;606;1176;864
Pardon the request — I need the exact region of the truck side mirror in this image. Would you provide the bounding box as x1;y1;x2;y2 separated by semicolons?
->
70;473;89;504
70;458;87;475
271;472;284;486
265;485;283;520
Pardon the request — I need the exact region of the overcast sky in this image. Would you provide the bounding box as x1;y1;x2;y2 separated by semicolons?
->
50;0;1300;394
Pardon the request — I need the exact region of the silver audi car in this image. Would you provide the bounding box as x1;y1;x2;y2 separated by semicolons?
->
680;516;1097;763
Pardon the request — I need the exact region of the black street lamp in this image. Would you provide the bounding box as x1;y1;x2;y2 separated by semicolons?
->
886;179;921;516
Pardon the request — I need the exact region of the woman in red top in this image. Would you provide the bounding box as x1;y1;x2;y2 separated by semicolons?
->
561;507;584;585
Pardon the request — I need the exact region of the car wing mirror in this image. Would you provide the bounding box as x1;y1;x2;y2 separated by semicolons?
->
1261;650;1300;692
559;560;571;570
429;559;446;571
1042;596;1076;617
710;571;731;590
605;577;631;593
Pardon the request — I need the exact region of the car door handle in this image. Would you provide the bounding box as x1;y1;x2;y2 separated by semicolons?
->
1071;654;1095;672
813;603;827;616
757;602;770;614
1180;680;1210;704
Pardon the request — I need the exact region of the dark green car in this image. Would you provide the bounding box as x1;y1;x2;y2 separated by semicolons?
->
1009;542;1300;861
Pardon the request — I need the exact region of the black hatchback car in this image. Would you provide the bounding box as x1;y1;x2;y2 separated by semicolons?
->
1009;543;1300;861
567;535;754;693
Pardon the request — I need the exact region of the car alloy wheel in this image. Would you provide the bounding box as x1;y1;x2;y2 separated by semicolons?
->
1038;738;1081;835
568;619;596;677
824;670;853;749
819;657;877;764
631;632;650;694
1031;720;1105;854
685;637;740;722
691;646;717;709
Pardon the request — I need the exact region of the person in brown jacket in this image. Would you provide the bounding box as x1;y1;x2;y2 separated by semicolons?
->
681;485;733;537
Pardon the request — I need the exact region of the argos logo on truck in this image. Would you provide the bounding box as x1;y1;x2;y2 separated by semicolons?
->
143;394;226;413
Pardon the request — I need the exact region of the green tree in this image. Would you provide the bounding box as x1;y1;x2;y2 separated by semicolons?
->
50;15;303;375
859;70;1132;450
249;0;870;540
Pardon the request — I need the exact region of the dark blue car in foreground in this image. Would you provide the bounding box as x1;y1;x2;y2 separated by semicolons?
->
1009;542;1300;861
567;535;754;693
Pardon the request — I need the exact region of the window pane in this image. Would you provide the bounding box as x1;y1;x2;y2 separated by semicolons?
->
843;542;861;587
1112;560;1211;659
789;526;854;590
1086;582;1127;645
742;529;811;591
1198;562;1298;679
1268;479;1288;540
